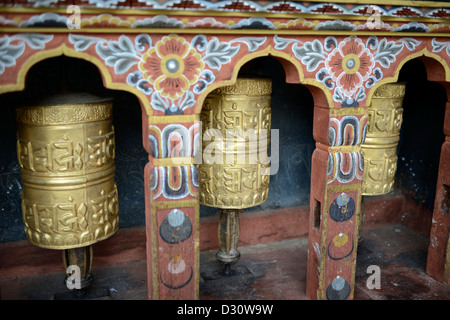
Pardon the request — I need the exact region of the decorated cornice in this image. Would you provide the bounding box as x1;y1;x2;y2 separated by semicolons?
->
1;0;449;19
1;9;449;36
1;0;449;14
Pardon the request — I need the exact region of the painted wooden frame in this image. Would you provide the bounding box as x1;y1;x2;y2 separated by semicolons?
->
1;0;449;300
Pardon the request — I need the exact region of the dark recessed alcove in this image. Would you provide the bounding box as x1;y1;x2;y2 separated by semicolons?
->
0;56;148;243
199;56;316;218
395;59;446;213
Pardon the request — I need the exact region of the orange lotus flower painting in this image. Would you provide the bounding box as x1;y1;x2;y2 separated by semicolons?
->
139;35;205;100
325;36;375;99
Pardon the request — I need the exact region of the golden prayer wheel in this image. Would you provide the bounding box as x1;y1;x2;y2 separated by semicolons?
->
15;92;119;293
361;83;406;196
198;78;272;274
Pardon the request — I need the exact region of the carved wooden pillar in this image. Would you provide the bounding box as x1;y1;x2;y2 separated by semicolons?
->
306;97;329;300
426;89;450;284
306;87;365;300
145;119;201;300
308;83;407;300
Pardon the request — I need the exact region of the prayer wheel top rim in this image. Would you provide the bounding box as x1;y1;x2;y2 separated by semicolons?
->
19;92;113;108
211;77;272;96
15;92;114;126
371;83;406;99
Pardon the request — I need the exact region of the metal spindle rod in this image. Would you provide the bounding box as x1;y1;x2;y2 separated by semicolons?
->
216;209;241;276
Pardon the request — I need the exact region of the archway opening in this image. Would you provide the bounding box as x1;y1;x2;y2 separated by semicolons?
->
395;58;447;237
0;56;148;244
198;56;316;299
358;57;447;287
200;56;315;218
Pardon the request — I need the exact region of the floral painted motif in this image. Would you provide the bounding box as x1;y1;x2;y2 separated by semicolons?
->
69;33;266;114
139;35;204;100
432;38;450;57
0;33;53;75
324;37;375;99
275;35;421;107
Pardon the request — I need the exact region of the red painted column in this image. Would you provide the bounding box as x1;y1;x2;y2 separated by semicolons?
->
306;93;366;300
306;146;329;299
426;98;450;284
306;99;329;299
144;120;200;299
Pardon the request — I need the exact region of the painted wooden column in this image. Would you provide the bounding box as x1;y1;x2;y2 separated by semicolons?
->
141;33;270;299
306;90;366;300
305;88;332;300
426;86;450;284
145;117;201;300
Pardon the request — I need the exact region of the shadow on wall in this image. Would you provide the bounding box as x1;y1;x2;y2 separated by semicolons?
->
0;56;148;243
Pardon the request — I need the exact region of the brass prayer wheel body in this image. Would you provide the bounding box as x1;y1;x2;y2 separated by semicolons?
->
198;78;272;209
15;93;119;250
361;83;406;196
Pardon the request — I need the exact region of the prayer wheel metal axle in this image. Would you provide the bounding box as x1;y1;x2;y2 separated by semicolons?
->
198;78;272;275
217;209;241;276
15;92;119;295
63;246;93;295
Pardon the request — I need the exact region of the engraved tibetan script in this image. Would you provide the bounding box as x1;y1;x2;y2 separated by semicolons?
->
88;131;115;167
17;139;84;173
